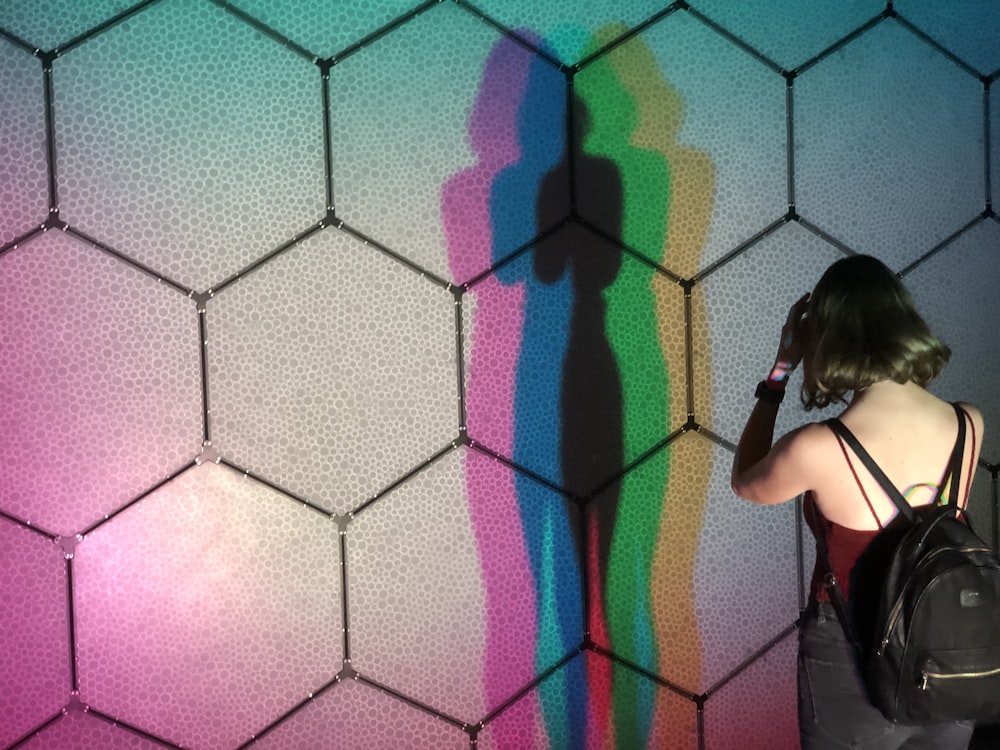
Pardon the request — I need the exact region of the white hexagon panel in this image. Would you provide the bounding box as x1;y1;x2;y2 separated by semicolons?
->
795;18;983;267
0;231;203;537
52;0;325;292
206;226;457;515
0;38;46;247
73;462;343;750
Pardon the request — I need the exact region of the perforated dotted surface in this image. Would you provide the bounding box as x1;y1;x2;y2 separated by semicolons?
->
694;442;800;691
53;0;325;292
328;2;494;284
0;2;997;748
0;40;46;246
702;631;799;750
908;221;1000;463
19;710;167;750
639;11;787;274
0;232;203;537
207;227;457;515
73;462;343;749
698;222;844;443
0;520;69;749
0;0;145;51
795;20;983;267
692;0;883;70
471;1;669;65
253;678;468;750
896;0;1000;75
229;0;420;60
348;449;488;720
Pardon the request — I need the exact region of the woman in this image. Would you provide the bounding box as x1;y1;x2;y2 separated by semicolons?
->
730;255;984;749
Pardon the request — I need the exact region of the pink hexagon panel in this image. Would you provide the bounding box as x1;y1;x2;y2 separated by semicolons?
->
52;0;326;292
73;462;343;749
0;519;70;749
206;226;457;515
18;709;169;750
0;231;203;537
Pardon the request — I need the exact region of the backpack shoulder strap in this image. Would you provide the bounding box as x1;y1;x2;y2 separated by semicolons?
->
944;402;967;508
825;418;916;522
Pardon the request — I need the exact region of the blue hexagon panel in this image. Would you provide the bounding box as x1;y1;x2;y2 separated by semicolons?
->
1;2;997;749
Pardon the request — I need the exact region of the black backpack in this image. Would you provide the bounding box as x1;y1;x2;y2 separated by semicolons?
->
817;403;1000;725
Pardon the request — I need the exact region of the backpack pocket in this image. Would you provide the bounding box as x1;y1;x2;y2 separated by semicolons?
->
909;647;1000;722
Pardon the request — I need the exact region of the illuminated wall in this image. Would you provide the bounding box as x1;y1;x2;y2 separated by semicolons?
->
2;1;998;748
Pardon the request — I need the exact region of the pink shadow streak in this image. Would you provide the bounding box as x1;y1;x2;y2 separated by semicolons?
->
441;33;538;722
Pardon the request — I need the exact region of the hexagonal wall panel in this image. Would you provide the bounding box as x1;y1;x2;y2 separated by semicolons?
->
348;449;489;721
477;651;699;750
73;461;343;750
252;678;468;750
691;0;883;71
0;231;203;537
465;229;687;489
907;220;1000;463
207;226;457;515
228;0;422;60
696;222;844;443
795;19;983;267
0;1;147;51
19;710;168;750
469;1;669;66
0;39;46;247
330;2;518;284
53;0;325;292
0;519;69;749
896;0;1000;74
694;441;800;692
630;10;787;275
702;631;798;750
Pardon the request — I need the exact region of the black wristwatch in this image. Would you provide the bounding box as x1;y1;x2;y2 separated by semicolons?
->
755;379;785;405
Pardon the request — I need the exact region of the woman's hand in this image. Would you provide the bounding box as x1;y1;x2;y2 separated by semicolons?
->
774;292;811;373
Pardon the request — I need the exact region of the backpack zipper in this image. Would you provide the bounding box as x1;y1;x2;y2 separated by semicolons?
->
877;546;992;656
919;664;1000;690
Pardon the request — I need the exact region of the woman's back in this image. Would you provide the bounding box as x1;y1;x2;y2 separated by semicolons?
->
808;381;982;531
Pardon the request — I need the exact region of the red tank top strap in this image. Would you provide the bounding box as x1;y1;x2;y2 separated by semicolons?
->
831;431;883;530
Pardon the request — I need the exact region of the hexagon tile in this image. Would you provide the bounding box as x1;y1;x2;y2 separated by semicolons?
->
1;2;998;749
